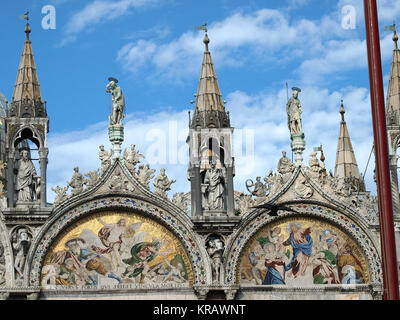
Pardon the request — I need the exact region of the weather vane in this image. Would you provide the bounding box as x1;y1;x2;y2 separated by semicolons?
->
196;22;208;33
18;10;29;21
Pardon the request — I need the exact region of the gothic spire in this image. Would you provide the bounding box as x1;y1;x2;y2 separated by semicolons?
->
9;21;46;118
334;100;364;190
386;26;400;123
190;33;229;128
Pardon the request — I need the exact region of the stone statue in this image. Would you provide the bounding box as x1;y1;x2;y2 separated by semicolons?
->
12;228;31;279
235;191;255;215
137;164;156;188
108;168;131;191
99;145;111;174
294;175;313;199
264;170;283;198
0;160;7;179
16;149;38;202
277;151;295;180
246;177;268;205
309;151;320;179
207;238;224;284
84;169;100;188
172;192;190;213
153;168;176;198
68;166;87;196
0;181;5;198
51;185;69;204
277;153;294;186
106;77;125;126
286;87;303;136
124;144;144;172
203;162;225;210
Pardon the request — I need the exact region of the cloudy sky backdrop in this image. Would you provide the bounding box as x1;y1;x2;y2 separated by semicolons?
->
1;0;400;202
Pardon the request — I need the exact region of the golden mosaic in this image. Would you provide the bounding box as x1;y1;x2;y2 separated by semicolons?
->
41;211;193;287
239;217;369;285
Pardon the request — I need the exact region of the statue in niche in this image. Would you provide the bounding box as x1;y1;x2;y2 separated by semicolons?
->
68;166;87;196
0;160;7;179
106;77;125;126
12;228;31;279
286;87;303;136
153;168;176;198
16;149;38;202
246;176;268;205
277;151;295;180
203;162;225;210
99;145;111;174
207;238;224;284
137;164;156;188
124;144;144;172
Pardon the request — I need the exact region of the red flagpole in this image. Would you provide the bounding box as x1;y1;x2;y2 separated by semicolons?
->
363;0;399;300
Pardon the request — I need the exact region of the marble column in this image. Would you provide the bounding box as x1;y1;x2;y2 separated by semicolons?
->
6;151;15;208
39;148;49;207
225;166;234;216
190;166;202;216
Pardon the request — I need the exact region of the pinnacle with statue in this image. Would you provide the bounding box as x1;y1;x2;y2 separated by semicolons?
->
106;77;126;161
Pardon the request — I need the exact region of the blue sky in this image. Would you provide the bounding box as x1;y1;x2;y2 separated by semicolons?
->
1;0;400;202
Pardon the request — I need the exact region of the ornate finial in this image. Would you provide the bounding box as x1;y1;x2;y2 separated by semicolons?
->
203;33;210;52
385;23;398;49
340;99;345;122
196;23;209;51
18;11;30;40
25;23;31;40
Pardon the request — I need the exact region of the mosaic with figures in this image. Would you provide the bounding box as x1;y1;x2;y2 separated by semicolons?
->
41;211;193;287
239;217;369;286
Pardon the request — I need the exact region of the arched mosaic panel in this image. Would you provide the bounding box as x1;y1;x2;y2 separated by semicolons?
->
224;203;381;285
238;216;370;286
29;196;208;287
40;211;194;288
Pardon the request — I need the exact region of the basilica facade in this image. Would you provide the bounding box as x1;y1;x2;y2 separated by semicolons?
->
0;22;399;300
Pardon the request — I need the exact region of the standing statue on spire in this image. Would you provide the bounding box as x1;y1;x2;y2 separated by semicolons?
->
106;77;125;126
286;87;303;137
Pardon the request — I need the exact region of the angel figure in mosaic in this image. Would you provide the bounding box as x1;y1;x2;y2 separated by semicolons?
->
90;218;143;272
162;257;187;283
121;238;172;283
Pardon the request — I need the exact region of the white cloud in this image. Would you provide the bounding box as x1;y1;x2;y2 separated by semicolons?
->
116;8;322;80
59;0;159;46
